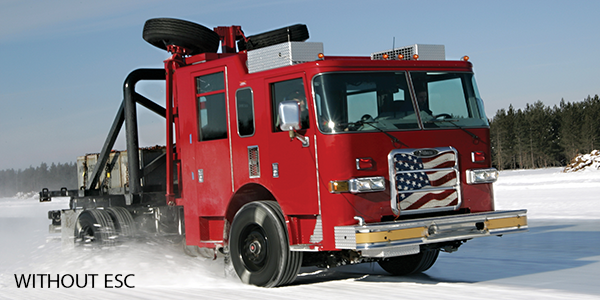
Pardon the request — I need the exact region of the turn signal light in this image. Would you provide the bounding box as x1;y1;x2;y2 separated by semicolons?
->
329;180;350;193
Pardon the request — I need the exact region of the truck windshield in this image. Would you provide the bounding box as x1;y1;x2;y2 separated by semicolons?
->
312;71;488;133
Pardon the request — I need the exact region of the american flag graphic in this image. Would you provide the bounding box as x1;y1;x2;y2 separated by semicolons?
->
393;151;459;211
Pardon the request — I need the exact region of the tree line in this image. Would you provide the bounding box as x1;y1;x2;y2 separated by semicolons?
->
490;95;600;170
0;162;77;197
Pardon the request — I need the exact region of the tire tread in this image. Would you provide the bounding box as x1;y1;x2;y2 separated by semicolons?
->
143;18;220;55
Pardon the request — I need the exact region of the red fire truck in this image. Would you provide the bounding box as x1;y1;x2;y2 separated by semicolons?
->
41;18;527;287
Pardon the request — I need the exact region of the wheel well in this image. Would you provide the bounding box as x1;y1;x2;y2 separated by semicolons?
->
225;183;276;224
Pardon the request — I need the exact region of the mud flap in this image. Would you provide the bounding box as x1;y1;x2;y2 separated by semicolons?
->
60;209;82;250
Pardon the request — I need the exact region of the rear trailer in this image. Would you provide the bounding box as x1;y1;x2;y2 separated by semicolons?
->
40;18;527;287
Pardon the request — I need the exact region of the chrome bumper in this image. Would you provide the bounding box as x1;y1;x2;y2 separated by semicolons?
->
334;210;527;258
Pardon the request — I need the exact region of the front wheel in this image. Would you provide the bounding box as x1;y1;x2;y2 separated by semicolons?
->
378;248;440;276
229;201;302;287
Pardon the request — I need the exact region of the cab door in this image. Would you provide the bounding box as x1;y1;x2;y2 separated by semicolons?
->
267;74;319;215
191;68;232;217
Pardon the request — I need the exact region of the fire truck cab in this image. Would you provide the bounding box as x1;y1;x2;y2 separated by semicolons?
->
43;18;527;288
155;18;527;287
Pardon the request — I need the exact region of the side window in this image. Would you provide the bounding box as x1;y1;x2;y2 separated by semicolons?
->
236;88;255;137
271;78;309;131
196;72;227;141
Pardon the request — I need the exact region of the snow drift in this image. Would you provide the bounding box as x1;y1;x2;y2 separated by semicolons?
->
563;149;600;172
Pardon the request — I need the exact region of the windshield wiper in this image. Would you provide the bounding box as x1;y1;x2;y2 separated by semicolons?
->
425;119;480;141
347;119;408;148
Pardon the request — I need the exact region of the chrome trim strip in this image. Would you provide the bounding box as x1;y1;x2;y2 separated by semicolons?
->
360;244;419;258
314;134;322;215
289;244;320;252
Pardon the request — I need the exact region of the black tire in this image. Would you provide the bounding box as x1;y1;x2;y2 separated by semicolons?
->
74;209;116;247
143;18;220;55
261;201;303;286
378;249;440;276
105;207;136;238
229;201;302;287
238;24;309;51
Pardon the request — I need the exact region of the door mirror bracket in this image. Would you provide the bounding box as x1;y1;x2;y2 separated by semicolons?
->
279;101;309;147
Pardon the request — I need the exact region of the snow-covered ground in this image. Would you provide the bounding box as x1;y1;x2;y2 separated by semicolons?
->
1;167;599;299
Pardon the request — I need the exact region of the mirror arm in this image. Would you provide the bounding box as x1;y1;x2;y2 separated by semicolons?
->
289;131;310;147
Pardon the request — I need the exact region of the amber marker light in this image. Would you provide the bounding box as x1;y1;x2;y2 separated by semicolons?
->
317;53;325;59
412;54;419;60
382;54;389;60
328;180;349;193
398;54;404;60
462;55;470;61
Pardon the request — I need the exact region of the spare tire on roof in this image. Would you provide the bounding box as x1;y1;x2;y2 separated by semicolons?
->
238;24;309;51
143;18;221;55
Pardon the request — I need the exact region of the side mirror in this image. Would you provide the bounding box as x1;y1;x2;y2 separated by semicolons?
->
278;100;301;131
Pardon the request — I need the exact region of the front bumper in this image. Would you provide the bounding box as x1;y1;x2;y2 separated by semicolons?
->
334;209;527;258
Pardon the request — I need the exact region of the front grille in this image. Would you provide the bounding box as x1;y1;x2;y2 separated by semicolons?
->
388;147;460;215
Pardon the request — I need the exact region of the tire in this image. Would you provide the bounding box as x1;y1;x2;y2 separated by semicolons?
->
261;201;303;286
229;201;302;287
238;24;309;51
378;249;440;276
143;18;220;55
74;209;116;247
105;207;135;238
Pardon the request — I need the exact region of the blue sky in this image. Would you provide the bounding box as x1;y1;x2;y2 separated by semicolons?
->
1;0;599;170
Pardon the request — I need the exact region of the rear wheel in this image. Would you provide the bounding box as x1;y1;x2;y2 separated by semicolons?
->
378;249;440;276
74;209;116;247
143;18;220;55
229;201;302;287
105;207;135;238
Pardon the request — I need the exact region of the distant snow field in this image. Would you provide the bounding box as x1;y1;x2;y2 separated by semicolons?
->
495;167;600;219
0;167;599;299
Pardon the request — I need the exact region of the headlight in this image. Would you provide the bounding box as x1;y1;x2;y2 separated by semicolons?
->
329;176;386;193
466;168;498;184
